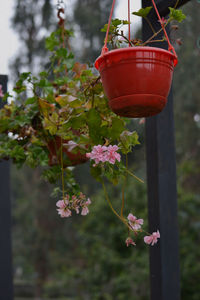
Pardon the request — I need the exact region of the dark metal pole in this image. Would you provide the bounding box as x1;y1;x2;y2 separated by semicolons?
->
0;75;13;300
142;2;180;299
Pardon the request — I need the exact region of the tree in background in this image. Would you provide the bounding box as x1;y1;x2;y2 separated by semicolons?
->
10;0;55;77
73;0;113;61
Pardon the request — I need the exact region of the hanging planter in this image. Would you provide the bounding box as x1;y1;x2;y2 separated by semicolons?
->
95;0;181;118
95;46;177;118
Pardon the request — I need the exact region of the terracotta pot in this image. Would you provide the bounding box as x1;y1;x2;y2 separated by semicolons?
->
47;136;88;167
95;47;177;118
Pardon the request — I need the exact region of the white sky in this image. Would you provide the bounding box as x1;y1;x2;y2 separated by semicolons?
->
0;0;141;83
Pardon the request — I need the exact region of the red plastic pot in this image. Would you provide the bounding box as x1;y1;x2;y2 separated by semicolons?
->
47;136;88;167
95;47;177;118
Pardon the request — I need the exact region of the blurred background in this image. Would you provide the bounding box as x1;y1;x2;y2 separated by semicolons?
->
0;0;200;299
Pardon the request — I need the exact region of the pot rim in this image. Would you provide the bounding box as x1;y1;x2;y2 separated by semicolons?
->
95;46;177;70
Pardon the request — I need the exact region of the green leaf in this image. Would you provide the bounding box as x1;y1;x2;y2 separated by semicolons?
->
45;32;59;51
112;18;122;26
10;145;26;161
14;114;31;126
87;108;103;144
119;131;140;154
109;117;125;140
19;72;31;81
87;108;101;128
2;92;12;102
132;6;152;18
71;114;86;129
43;118;58;135
56;48;68;58
169;7;186;23
39;71;48;78
25;97;37;105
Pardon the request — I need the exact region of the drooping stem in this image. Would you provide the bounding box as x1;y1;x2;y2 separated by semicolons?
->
102;180;130;229
126;169;144;183
121;154;128;217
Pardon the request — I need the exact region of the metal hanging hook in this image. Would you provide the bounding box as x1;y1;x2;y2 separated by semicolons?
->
57;0;65;11
57;0;65;27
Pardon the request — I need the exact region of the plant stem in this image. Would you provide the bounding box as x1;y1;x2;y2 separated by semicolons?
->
174;0;180;9
116;32;133;46
121;154;128;217
147;38;166;44
102;180;130;230
142;19;170;46
144;17;156;34
126;169;144;183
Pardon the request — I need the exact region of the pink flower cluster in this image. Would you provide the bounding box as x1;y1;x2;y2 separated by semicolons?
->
127;213;144;231
56;192;91;218
144;230;160;246
126;213;160;247
86;145;121;166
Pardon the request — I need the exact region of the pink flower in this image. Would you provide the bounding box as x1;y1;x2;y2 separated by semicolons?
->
75;206;80;214
86;145;107;164
0;85;4;98
86;145;121;166
127;213;143;231
56;193;91;217
56;200;66;208
144;230;160;246
81;206;89;216
79;192;86;200
57;208;72;218
105;145;121;164
125;237;136;247
85;198;91;205
64;141;79;152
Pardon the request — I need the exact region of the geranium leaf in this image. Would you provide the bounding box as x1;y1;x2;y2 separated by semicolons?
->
169;7;186;22
132;6;152;18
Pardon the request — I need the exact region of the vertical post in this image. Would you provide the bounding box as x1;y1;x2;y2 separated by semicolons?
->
142;2;180;300
0;75;13;299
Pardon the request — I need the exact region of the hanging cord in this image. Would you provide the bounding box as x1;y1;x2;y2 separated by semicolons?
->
151;0;178;65
102;0;116;54
56;0;70;75
128;0;131;46
102;0;177;66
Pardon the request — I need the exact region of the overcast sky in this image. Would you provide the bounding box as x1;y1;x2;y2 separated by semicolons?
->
0;0;141;83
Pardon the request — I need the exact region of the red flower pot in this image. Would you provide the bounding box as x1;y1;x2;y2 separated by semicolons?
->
47;136;88;167
95;47;177;118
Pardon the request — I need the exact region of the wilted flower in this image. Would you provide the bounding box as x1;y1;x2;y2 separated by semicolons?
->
144;230;160;246
125;237;136;247
127;213;144;231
